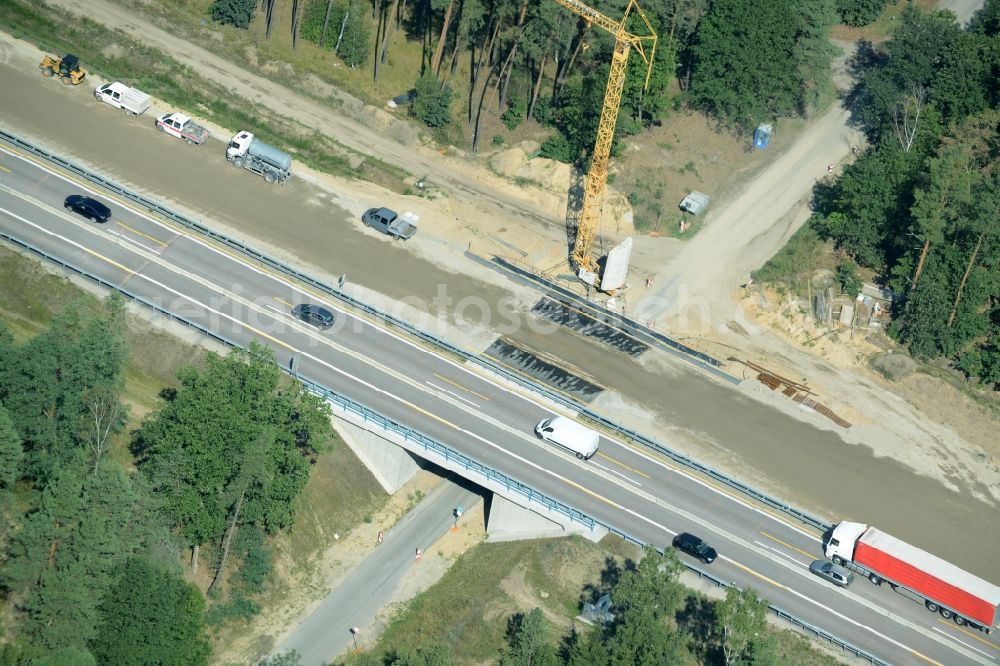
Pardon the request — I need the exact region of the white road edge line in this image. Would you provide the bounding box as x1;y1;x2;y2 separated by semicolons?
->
0;149;819;543
931;626;996;660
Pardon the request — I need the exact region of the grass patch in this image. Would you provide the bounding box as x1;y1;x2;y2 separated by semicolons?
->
830;0;938;41
771;627;848;666
752;222;833;290
0;0;409;191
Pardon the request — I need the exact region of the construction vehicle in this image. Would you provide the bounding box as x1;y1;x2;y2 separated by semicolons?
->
226;131;292;184
39;54;86;85
552;0;656;288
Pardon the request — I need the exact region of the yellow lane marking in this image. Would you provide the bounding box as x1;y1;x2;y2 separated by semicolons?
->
595;451;651;478
273;296;294;308
83;246;137;277
560;476;624;509
0;164;11;173
115;221;168;247
760;531;815;560
433;373;491;401
939;619;999;649
727;558;789;590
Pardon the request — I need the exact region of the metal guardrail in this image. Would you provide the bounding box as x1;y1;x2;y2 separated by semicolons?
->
0;126;832;535
490;255;729;372
0;229;595;534
294;375;596;531
591;523;887;664
0;143;886;664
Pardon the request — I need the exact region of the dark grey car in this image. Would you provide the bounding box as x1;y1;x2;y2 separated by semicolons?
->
672;532;718;564
292;303;335;329
64;194;111;222
809;560;854;588
361;206;417;240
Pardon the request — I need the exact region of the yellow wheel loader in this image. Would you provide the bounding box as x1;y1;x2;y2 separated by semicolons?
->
39;53;86;85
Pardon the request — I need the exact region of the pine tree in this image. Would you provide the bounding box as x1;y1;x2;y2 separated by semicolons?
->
90;558;210;666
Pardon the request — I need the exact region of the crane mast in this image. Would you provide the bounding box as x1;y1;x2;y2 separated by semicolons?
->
552;0;657;280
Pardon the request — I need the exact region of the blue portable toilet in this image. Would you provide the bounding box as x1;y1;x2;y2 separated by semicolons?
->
753;123;773;149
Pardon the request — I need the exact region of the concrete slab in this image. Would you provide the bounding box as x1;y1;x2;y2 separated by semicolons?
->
331;414;420;494
485;493;608;543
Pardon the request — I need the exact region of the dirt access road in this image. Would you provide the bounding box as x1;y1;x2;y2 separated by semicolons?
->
46;0;560;234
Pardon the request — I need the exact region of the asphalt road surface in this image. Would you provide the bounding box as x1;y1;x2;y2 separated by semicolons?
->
278;480;481;665
2;139;997;666
1;61;996;584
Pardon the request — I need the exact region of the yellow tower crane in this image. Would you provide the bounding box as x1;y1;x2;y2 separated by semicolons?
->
552;0;657;283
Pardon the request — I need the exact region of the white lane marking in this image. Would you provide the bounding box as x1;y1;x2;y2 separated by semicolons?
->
1;200;983;666
264;304;286;315
590;460;643;487
721;554;987;666
753;540;808;567
109;229;160;254
0;150;820;544
931;627;995;659
425;382;479;409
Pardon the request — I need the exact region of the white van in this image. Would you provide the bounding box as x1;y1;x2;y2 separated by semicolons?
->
534;416;600;460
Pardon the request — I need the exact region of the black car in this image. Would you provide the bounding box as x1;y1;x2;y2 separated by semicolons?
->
64;195;111;223
292;303;335;329
672;532;718;564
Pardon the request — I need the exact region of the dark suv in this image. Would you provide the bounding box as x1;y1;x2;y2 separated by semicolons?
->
292;303;335;329
64;194;111;223
672;532;718;564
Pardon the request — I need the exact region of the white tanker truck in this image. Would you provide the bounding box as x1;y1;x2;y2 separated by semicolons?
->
226;130;292;184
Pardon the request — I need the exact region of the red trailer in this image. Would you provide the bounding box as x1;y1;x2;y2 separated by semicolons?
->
825;521;1000;632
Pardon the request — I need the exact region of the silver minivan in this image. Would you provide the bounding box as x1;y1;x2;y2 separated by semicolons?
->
534;416;600;460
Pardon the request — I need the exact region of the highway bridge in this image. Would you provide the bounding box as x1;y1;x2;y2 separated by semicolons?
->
2;136;999;666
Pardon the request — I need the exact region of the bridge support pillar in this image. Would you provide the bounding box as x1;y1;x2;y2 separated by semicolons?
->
330;415;420;494
486;493;608;543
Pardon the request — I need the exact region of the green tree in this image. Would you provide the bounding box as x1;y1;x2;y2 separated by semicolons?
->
973;0;1000;35
411;74;454;128
0;402;22;493
857;7;971;144
687;0;836;131
836;260;863;298
0;295;129;483
89;558;210;666
338;0;372;68
836;0;886;27
136;343;332;563
566;630;609;666
5;462;172;651
30;647;96;666
541;74;604;163
812;139;923;270
717;586;770;666
601;547;689;665
210;0;257;28
500;608;560;666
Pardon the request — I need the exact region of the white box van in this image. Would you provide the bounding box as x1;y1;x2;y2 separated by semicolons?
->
534;416;599;460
